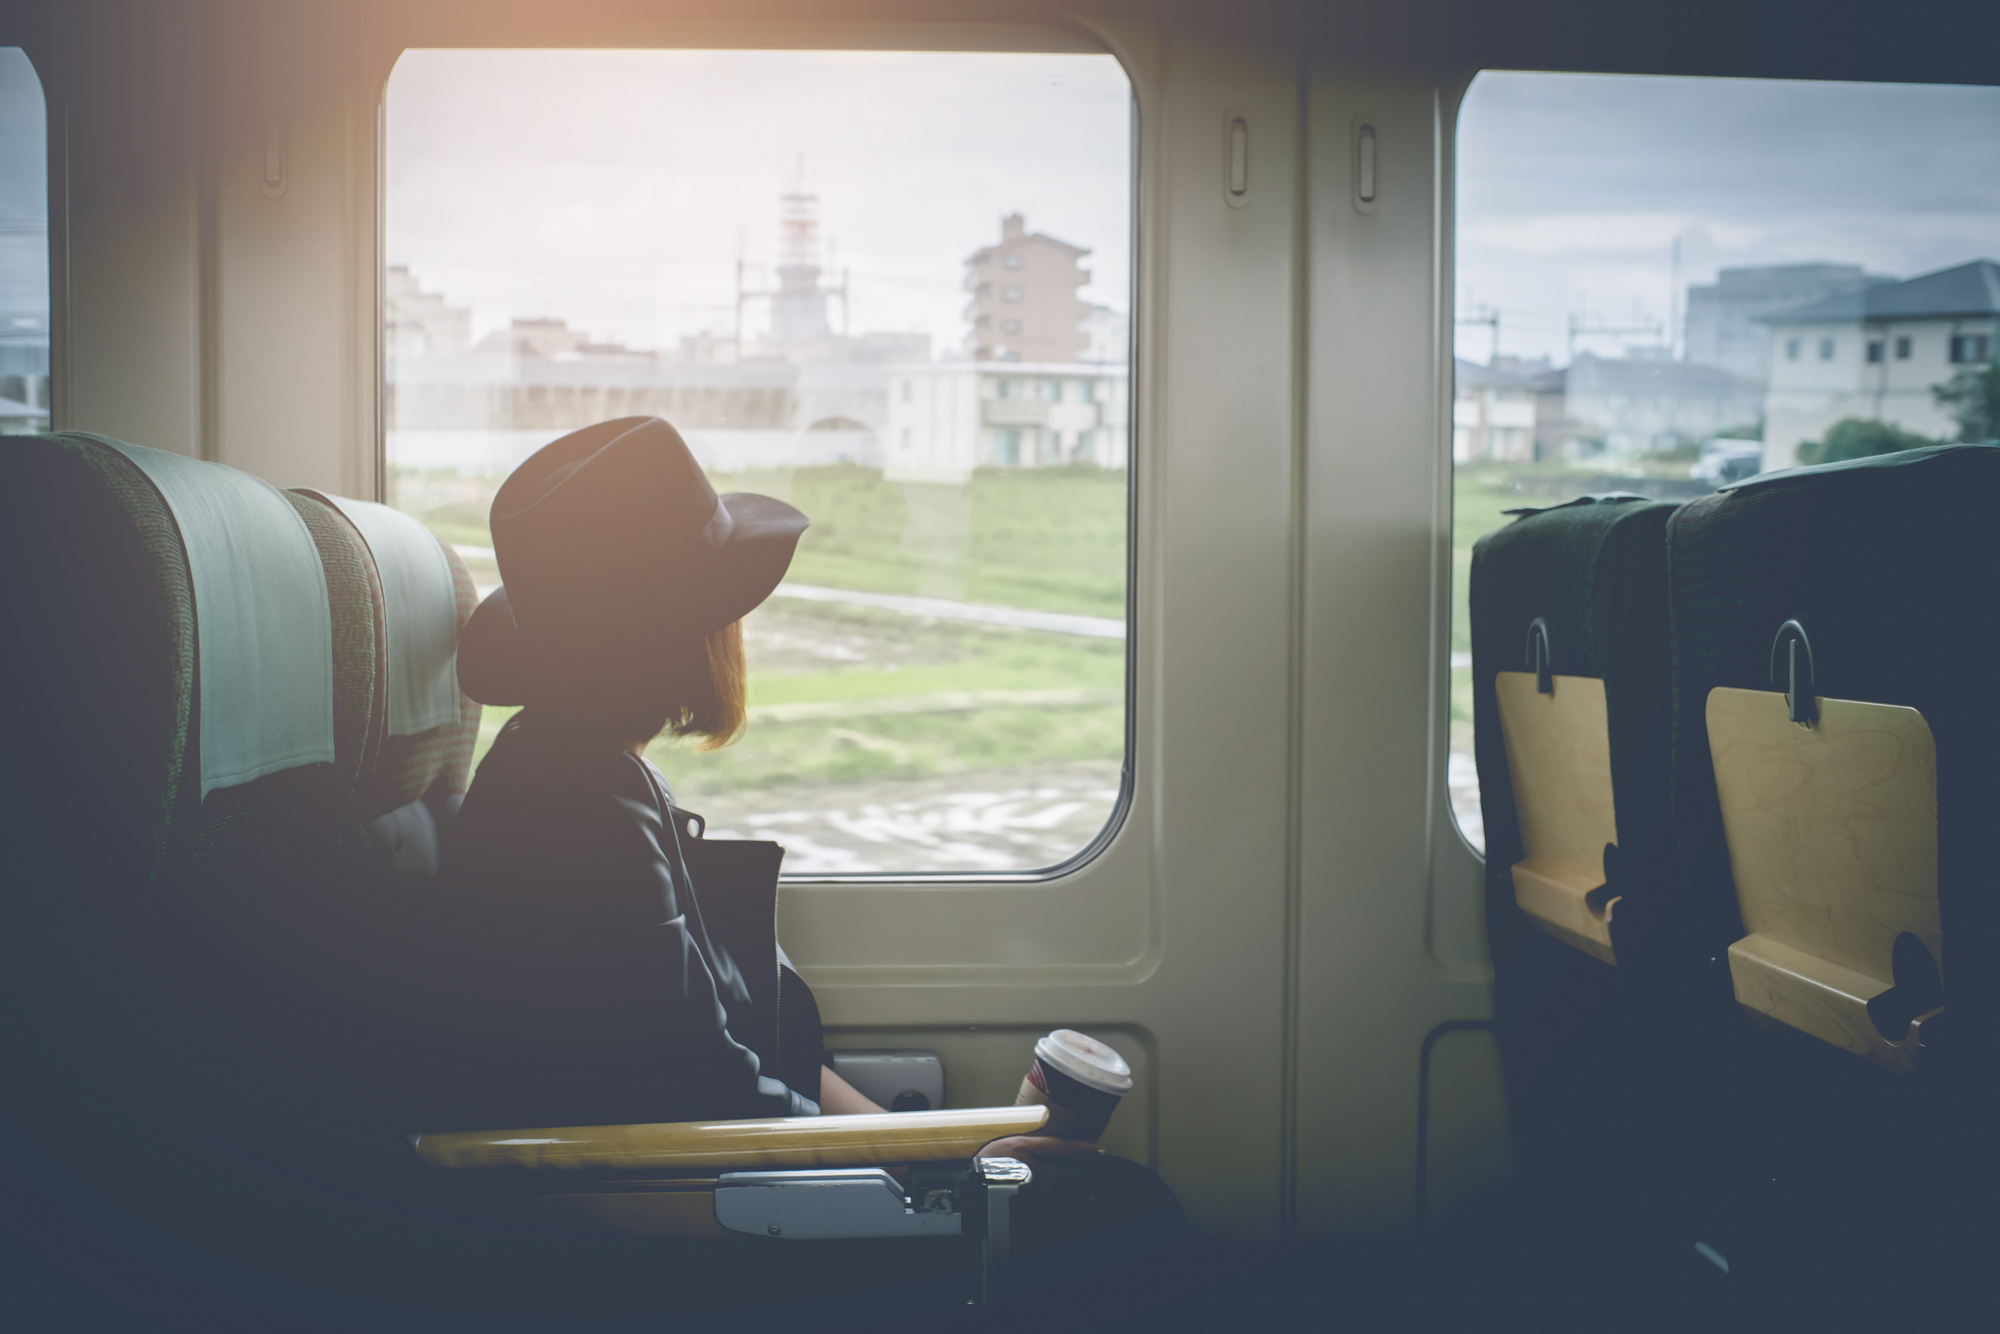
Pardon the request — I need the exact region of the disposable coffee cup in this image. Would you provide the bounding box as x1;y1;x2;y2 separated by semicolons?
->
1013;1029;1132;1142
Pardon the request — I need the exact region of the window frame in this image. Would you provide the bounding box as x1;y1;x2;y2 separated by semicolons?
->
377;28;1143;887
1436;67;2000;867
1;47;54;435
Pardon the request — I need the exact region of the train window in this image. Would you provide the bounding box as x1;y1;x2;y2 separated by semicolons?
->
1451;72;2000;852
384;49;1133;875
0;49;50;436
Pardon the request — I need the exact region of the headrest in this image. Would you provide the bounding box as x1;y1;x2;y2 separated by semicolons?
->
296;491;461;739
1;434;195;891
85;436;335;799
288;491;480;825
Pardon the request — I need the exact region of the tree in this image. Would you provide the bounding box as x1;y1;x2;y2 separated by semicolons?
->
1932;364;2000;443
1797;418;1936;466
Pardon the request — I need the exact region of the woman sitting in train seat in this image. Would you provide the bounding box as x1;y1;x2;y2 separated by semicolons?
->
432;415;883;1128
415;416;1189;1291
429;415;1093;1148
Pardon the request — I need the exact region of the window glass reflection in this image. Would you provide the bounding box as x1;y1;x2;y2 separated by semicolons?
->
0;49;50;437
1450;73;2000;851
386;49;1134;874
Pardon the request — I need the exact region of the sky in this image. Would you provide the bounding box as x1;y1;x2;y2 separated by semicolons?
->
1456;72;2000;366
0;48;49;321
387;49;1134;355
9;52;1998;366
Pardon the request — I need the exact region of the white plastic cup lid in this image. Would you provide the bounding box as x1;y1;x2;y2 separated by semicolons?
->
1034;1029;1133;1094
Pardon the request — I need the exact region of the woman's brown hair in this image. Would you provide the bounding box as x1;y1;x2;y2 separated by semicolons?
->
669;618;747;750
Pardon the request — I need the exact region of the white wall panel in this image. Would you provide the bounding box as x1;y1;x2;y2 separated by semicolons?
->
794;17;1304;1238
1123;23;1298;1236
1292;66;1504;1235
213;89;380;497
56;80;380;495
48;11;1364;1241
65;173;203;456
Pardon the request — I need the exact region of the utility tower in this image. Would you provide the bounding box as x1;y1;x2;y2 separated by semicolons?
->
737;159;849;351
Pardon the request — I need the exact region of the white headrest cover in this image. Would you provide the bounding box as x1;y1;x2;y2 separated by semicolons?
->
103;440;335;798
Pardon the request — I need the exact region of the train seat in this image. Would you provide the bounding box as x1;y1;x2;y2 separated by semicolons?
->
1664;443;1998;1287
0;433;389;1110
1467;493;1686;1262
0;433;1051;1312
1471;494;1681;974
292;489;482;883
1668;445;2000;1068
0;430;403;1276
3;433;203;905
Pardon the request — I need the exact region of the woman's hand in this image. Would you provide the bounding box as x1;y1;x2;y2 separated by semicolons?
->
817;1065;886;1116
975;1135;1102;1169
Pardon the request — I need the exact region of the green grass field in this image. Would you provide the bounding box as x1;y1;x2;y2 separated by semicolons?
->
410;461;1620;806
414;460;1615;804
466;602;1127;801
1450;466;1524;761
397;464;1130;799
395;462;1128;618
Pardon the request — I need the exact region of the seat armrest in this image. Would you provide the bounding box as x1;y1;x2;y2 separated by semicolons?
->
415;1105;1049;1173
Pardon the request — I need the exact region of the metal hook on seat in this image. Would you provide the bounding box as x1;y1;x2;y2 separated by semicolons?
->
1524;616;1553;695
1767;619;1818;728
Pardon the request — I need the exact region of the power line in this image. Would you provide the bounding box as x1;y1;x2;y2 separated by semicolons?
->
1455;306;1500;362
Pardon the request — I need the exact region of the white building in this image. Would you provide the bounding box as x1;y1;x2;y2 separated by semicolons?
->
1682;263;1891;384
0;393;44;435
0;310;50;431
884;363;1130;484
1760;259;2000;468
1453;358;1539;463
1081;304;1130;364
385;266;472;360
390;345;894;475
1532;351;1764;462
964;215;1092;364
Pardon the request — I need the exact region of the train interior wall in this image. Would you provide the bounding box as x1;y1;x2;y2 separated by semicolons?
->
20;6;1515;1246
19;0;1988;1269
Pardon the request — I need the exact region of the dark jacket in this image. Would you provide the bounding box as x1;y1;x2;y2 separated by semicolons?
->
419;711;817;1130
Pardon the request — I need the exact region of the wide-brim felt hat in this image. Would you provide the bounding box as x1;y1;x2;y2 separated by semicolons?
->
456;416;808;706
